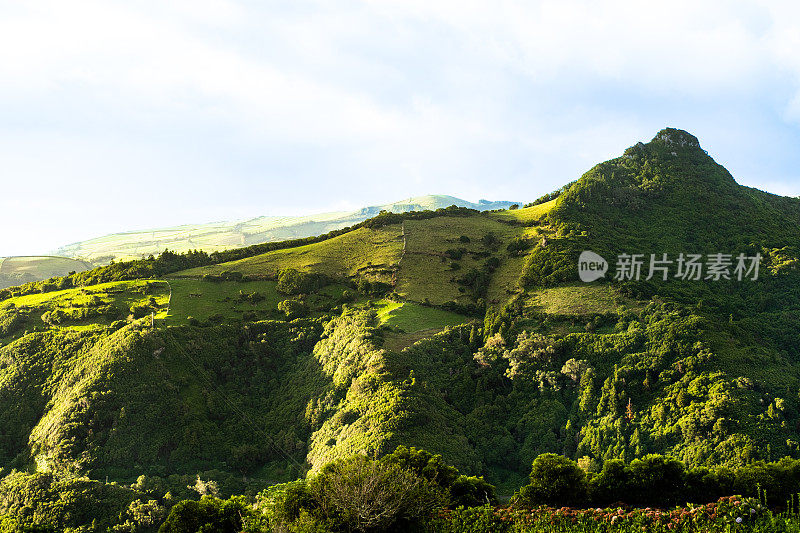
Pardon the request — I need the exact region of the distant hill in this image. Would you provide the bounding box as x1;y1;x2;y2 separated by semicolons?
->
0;256;92;289
52;195;517;263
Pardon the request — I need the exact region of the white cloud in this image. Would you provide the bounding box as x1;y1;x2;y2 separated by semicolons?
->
1;1;800;254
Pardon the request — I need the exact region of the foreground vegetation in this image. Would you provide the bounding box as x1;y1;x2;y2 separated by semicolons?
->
8;447;800;531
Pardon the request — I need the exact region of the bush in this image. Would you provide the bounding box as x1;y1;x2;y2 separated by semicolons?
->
506;238;532;254
449;476;497;507
445;248;465;260
129;303;153;319
277;268;308;295
428;505;509;533
381;446;459;489
588;458;628;505
159;495;264;533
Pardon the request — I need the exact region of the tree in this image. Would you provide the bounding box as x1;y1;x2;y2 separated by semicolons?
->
449;475;497;507
560;358;590;384
473;332;506;367
627;454;686;506
517;453;588;506
187;475;219;498
277;267;306;295
503;331;556;380
380;446;458;488
380;446;497;507
309;455;446;532
589;458;628;505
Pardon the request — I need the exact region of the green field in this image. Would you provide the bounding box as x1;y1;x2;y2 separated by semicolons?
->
165;278;282;326
370;299;473;351
374;299;470;332
177;225;404;283
0;279;169;341
488;198;556;224
396;215;528;305
526;283;640;316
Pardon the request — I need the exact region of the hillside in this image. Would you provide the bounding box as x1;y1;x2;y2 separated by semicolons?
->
2;128;800;529
50;195;517;263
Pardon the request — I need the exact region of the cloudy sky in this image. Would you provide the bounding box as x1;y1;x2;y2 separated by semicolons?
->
2;1;800;256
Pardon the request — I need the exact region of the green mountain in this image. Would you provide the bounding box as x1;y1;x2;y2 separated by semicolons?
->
1;128;800;529
50;195;517;263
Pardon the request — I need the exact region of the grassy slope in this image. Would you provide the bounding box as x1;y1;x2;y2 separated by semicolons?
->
177;225;404;283
490;200;556;224
174;208;558;310
0;280;169;342
371;299;474;351
165;279;281;326
395;216;524;305
374;300;469;332
527;284;642;316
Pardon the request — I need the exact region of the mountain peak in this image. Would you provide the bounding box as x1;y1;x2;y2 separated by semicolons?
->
650;128;701;149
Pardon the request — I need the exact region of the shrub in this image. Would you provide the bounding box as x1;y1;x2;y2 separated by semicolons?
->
129;303;153;319
158;495;264;533
381;446;459;489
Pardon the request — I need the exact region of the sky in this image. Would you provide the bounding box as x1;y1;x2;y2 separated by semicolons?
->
2;1;800;256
